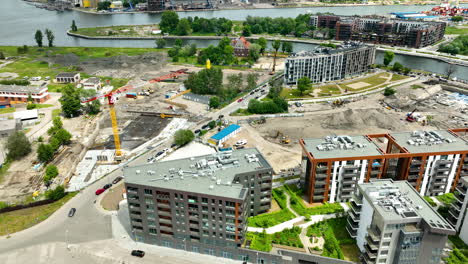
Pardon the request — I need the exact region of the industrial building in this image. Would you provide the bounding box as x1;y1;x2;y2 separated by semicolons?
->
284;42;375;85
55;72;80;84
448;176;468;245
147;0;216;11
309;15;446;48
208;124;242;147
0;119;22;138
347;179;456;264
300;129;468;203
0;85;50;104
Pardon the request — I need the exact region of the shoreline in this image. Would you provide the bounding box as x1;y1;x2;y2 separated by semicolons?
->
66;30;468;67
71;3;430;15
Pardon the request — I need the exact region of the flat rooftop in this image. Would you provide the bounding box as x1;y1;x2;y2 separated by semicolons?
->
124;148;272;200
391;130;468;154
0;85;47;94
0;119;16;131
303;135;383;159
359;180;455;234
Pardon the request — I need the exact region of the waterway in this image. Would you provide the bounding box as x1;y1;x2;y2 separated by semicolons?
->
1;0;468;79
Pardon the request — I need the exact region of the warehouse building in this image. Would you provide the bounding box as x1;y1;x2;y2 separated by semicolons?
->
447;176;468;244
208;124;242;146
300;128;468;203
55;72;80;83
309;15;446;48
0;85;50;104
347;179;456;264
284;42;375;85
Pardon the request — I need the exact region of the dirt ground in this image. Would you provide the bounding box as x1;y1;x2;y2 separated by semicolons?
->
100;182;125;211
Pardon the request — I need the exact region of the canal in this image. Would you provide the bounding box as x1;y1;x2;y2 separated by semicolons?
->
1;0;467;79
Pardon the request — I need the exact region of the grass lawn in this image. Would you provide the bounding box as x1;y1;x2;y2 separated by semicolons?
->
341;73;389;91
318;84;341;95
283;185;344;217
341;244;360;262
47;83;66;93
280;88;314;99
411;84;424;89
0;107;15;114
52;108;62;119
424;196;437;207
246;231;272;252
35;104;54;109
445;26;468;35
0;192;77;236
390;74;408;82
0;161;12;183
436;193;456;206
447;235;468;264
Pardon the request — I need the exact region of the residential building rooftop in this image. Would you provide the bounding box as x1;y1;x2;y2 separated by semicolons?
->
391;130;468;154
0;119;16;131
0;85;47;94
124;148;272;199
83;77;100;84
359;179;456;234
288;41;370;58
303;135;383;159
13;109;38;120
56;72;78;78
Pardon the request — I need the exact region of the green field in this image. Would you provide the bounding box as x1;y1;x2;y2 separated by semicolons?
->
0;107;15;114
0;192;77;236
445;26;468;35
341;73;389;91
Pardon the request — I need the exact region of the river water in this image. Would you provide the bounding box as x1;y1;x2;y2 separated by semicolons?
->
1;0;467;79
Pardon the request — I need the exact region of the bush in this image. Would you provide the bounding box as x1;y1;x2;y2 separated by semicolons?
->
271;226;303;248
247;209;295;228
43;165;58;183
26;103;37;110
247;97;288;114
272;188;287;209
437;193;456;206
37;143;54;163
246;231;272;252
174;129;194;146
0;80;30;85
6;131;31;160
383;87;396;96
45;185;66;201
424;196;437;207
283;185;343;217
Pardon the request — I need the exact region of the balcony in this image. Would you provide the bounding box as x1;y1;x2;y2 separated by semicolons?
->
364;244;377;259
160;225;173;232
365;236;379;251
315;173;327;180
347;217;358;230
349;210;360;222
130;213;142;219
158;202;171;208
159;218;172;224
367;227;381;242
260;183;270;189
362;253;376;264
456;185;467;196
346;225;357;238
158;210;172;216
352;193;362;205
127;189;138;195
341;185;355;192
350;202;361;215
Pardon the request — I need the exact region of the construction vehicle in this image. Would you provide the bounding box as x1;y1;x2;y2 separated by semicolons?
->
406;109;417;122
275;131;291;144
81;69;188;161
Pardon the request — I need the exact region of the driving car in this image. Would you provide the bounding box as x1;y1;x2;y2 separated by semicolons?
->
68;208;76;217
103;183;112;190
112;177;123;184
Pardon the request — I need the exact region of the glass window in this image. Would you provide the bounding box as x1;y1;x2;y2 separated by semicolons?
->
192;246;199;253
144;189;153;195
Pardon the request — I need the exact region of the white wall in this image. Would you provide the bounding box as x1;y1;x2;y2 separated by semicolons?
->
356;196;374;252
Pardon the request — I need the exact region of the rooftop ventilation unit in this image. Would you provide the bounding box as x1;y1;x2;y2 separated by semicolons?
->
136;170;140;174
216;179;221;185
209;185;214;190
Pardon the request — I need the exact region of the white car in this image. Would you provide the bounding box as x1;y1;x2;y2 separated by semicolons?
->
236;139;247;146
31;76;42;81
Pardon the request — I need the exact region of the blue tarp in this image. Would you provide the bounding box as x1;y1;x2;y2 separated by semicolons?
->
210;124;241;141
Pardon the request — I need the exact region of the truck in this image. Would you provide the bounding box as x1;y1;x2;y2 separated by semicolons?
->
126;92;137;99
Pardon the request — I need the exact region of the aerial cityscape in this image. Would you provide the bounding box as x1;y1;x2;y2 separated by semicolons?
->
0;0;468;264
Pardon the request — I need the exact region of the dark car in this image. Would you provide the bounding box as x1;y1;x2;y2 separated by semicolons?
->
171;143;178;148
249;91;254;95
131;250;145;258
156;151;164;157
255;96;260;99
103;183;112;190
112;176;123;184
218;115;224;119
194;129;201;134
68;208;76;217
201;124;209;130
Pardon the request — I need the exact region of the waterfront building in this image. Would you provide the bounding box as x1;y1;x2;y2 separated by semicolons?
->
347;179;456;264
300;129;468;203
309;15;446;48
284;42;375;85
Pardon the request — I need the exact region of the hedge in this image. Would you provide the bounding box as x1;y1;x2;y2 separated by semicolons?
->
246;231;272;252
247;208;295;228
272;188;287;209
271;226;303;248
424;196;437;207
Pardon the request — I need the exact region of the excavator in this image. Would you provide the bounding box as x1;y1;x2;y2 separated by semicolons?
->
406;109;417;122
275;131;291;144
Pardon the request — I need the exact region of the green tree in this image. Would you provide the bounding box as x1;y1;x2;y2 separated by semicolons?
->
272;39;281;73
384;87;396;96
35;30;43;47
0;51;5;60
248;43;261;63
27;93;33;102
44;164;59;183
176;18;191;36
452;16;464;22
48;116;63;135
45;185;66;201
71;20;78;32
257;37;267;55
282;41;293;53
392;62;403;72
246;73;259;91
59;85;82;118
174;38;183;47
37;143;54;163
209;96;220;109
242;25;252;37
184;68;223;95
187;43;197;56
6;132;31;160
54;129;72;145
383;51;394;66
45;29;54;48
160;11;179;34
226;73;243;92
156;38;166;49
97;1;111;10
174;129;195;146
297;76;311;95
80;89;101;115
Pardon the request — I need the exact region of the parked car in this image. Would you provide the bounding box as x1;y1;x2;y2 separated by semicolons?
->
68;208;76;217
194;129;201;134
218;115;224;119
155;151;164;157
45;76;50;81
236;139;247;146
103;183;112;190
255;96;259;99
235;145;245;150
95;188;105;195
112;176;123;184
249;91;255;95
170;143;178;148
237;98;243;103
131;250;145;258
201;124;209;130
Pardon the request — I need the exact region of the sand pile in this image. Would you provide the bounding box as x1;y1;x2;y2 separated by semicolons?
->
321;109;402;131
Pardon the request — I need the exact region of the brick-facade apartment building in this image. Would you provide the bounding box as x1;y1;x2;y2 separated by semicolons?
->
231;36;251;57
447;176;468;244
309;15;446;48
347;179;455;264
124;148;356;264
300;128;468;203
0;85;50;104
284;42;375;85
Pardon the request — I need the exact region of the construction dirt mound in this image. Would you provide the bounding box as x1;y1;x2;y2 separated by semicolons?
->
321;109;402;131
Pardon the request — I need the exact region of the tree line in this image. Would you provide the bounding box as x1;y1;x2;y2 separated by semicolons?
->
34;29;55;48
160;11;233;36
438;35;468;55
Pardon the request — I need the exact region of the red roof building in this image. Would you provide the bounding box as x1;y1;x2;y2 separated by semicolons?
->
231;37;251;57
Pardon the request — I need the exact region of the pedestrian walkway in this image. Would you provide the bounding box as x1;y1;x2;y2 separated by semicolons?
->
285;192;300;218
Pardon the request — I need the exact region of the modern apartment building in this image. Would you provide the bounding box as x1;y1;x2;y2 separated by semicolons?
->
147;0;216;11
347;179;456;264
309;15;446;48
300;129;468;203
123;148;273;258
284;42;375;85
447;176;468;244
